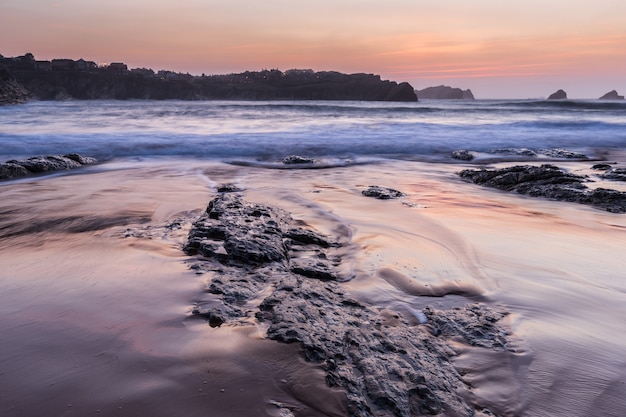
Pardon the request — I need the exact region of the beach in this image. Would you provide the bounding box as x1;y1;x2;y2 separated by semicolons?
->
1;155;625;416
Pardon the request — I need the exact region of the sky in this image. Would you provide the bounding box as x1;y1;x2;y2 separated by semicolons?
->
2;0;626;98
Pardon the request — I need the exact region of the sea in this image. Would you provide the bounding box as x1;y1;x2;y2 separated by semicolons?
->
1;99;625;417
1;99;626;162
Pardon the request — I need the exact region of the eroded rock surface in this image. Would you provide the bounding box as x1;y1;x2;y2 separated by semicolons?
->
283;155;317;165
184;193;512;417
0;154;97;180
362;186;406;200
451;150;474;161
459;164;626;213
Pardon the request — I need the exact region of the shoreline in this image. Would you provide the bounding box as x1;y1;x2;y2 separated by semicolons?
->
1;158;625;416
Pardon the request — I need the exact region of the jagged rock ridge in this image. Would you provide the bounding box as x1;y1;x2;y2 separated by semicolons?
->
458;164;626;213
183;193;513;417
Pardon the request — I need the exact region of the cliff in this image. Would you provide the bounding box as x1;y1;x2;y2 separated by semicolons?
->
1;56;417;102
416;85;474;100
0;66;31;105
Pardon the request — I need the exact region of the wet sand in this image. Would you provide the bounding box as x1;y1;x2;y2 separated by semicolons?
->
1;158;625;416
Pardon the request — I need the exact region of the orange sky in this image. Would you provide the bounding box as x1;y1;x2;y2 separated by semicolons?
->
2;0;626;98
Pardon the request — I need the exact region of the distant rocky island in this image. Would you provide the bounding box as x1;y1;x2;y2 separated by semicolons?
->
547;89;567;100
416;85;474;100
0;53;417;103
599;90;624;100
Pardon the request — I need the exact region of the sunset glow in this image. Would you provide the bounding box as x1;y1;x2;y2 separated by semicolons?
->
2;0;626;98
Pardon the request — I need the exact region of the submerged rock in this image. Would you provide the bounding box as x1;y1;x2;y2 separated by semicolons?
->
601;168;626;182
451;150;474;161
184;193;513;417
539;148;588;159
459;164;626;213
362;186;405;199
282;155;317;165
0;154;97;180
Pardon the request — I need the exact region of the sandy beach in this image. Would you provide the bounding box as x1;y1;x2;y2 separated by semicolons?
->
1;157;624;416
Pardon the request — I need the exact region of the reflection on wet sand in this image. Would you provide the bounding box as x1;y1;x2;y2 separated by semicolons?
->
1;158;625;416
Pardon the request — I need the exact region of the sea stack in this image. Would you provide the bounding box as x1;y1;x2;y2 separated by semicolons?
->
416;85;475;100
599;90;624;100
548;90;567;100
547;89;567;100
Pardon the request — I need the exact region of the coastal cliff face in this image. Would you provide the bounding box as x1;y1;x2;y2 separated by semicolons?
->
8;67;417;102
416;85;474;100
0;66;31;105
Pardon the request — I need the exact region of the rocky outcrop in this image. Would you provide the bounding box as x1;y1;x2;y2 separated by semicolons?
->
282;155;317;165
361;186;406;199
547;89;567;100
0;154;96;180
0;66;31;105
416;85;474;100
458;164;626;213
184;193;512;417
599;90;624;100
451;150;475;161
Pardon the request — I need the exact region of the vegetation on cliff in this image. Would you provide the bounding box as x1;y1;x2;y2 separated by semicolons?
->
0;53;417;102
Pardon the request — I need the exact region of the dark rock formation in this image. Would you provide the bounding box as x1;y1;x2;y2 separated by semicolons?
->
592;163;613;171
416;85;474;100
459;164;626;213
599;90;624;100
0;66;31;105
282;155;317;165
547;89;567;100
184;193;512;416
0;154;97;180
601;168;626;182
539;148;588;159
451;150;474;161
362;186;405;199
490;148;538;157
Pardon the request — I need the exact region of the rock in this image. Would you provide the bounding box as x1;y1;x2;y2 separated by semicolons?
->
592;163;613;171
216;183;242;193
0;163;30;179
416;85;474;100
490;148;537;157
539;148;588;159
451;150;474;161
459;164;626;213
0;154;97;180
547;89;567;100
601;168;626;182
282;155;317;165
599;90;624;100
183;194;514;417
362;186;405;199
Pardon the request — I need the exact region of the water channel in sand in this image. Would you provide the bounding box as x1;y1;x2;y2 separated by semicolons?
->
1;158;625;416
